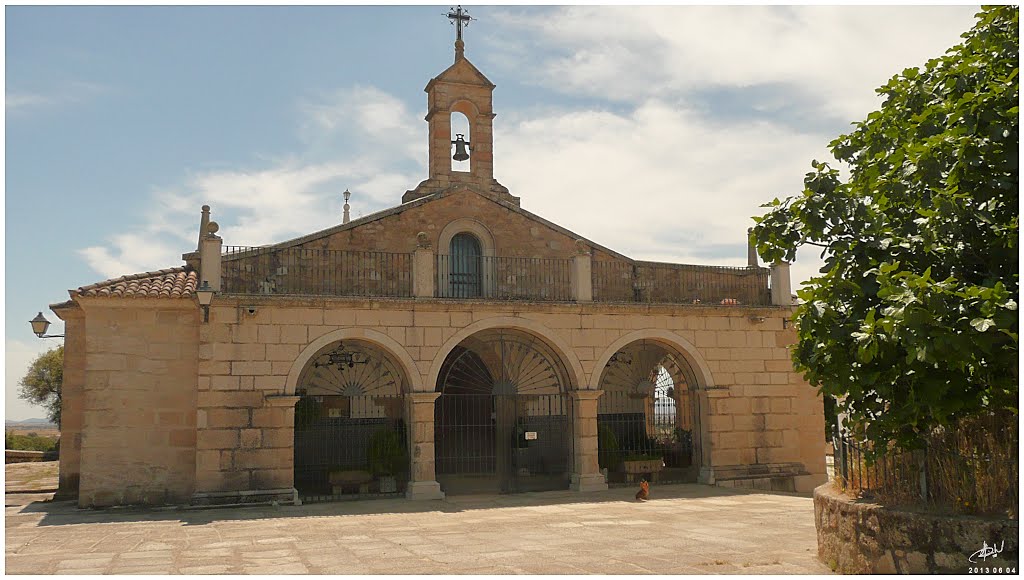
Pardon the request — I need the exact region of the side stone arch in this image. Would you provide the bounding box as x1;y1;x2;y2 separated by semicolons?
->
591;329;715;390
427;316;586;393
284;327;423;395
437;217;496;258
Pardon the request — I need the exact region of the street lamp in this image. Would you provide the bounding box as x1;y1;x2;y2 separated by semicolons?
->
30;312;64;338
196;280;215;323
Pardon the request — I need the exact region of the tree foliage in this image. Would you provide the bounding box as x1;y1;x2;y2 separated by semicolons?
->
752;6;1018;449
18;345;63;427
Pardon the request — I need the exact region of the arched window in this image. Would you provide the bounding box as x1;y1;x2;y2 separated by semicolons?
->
450;232;482;297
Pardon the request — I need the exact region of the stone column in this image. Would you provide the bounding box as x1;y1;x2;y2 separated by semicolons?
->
570;390;607;492
406;392;445;500
770;262;792;306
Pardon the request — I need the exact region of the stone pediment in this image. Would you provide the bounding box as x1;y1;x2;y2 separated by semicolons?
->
425;55;494;90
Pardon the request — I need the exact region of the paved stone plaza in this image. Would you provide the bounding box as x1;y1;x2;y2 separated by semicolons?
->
6;462;829;574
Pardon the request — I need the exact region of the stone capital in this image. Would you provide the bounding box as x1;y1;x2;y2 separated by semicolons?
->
569;389;604;401
407;392;442;404
264;395;300;407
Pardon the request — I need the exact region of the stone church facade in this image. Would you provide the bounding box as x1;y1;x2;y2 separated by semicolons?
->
50;32;825;508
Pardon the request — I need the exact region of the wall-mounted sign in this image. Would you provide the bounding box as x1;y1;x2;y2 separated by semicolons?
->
525;431;538;440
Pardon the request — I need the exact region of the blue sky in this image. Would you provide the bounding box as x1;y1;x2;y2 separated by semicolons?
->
5;5;980;419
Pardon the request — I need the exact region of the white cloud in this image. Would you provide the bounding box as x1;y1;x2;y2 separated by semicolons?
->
6;81;111;113
78;87;426;279
497;99;830;275
490;5;979;121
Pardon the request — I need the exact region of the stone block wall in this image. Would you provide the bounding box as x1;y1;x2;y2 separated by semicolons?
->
293;189;623;263
815;483;1019;573
52;304;85;497
77;299;199;507
195;296;827;497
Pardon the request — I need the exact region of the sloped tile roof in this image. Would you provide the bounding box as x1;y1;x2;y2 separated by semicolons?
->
74;267;198;299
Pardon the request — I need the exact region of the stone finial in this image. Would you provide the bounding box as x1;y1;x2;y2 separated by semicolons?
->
343;189;351;224
205;221;220;238
747;227;759;267
198;205;211;250
416;232;432;250
574;239;591;256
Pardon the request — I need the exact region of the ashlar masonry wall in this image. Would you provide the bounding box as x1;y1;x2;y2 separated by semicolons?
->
76;298;199;507
194;296;826;500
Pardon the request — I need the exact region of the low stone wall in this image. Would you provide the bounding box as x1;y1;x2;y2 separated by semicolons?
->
6;450;57;463
814;483;1019;574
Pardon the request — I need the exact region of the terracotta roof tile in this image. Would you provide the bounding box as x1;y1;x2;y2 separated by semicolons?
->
74;267;198;299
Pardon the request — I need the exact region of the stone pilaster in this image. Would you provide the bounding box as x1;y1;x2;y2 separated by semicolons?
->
770;262;792;306
53;306;84;499
406;392;445;500
412;244;435;298
569;390;607;492
199;226;223;292
571;252;593;303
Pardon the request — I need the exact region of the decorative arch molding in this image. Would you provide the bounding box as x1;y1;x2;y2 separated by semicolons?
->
448;98;481;118
284;328;423;395
591;329;716;390
427;316;587;393
438;218;496;257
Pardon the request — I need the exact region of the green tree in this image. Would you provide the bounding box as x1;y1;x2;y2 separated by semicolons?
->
752;6;1018;449
18;345;64;427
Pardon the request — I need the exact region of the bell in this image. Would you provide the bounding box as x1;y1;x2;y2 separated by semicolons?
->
452;134;471;161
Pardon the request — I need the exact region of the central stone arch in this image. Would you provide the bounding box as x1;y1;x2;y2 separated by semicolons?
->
430;320;581;495
428;316;586;393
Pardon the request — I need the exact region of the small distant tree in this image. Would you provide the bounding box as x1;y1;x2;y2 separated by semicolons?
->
19;345;63;427
752;6;1018;449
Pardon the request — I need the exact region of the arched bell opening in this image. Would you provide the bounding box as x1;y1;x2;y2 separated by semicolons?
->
450;111;471;173
597;339;704;486
292;339;410;501
433;328;575;495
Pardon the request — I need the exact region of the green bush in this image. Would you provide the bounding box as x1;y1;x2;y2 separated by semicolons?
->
367;428;407;476
597;425;620;469
5;431;58;452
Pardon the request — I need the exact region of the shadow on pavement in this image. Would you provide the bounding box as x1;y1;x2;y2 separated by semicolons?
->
8;483;796;528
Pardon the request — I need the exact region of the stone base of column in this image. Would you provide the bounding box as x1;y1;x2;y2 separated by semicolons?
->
698;467;716;485
570;473;608;492
406;481;445;501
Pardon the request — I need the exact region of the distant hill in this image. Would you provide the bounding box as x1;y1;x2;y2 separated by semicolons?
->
5;418;58;429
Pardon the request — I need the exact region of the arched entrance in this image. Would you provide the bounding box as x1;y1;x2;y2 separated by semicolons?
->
292;339;409;502
597;339;704;486
434;329;574;494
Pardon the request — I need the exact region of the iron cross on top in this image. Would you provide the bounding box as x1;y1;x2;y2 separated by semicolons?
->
447;5;472;42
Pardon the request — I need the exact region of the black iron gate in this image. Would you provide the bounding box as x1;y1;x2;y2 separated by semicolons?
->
293;394;407;502
435;393;573;494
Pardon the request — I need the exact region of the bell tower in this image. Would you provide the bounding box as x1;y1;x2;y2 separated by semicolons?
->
403;6;517;205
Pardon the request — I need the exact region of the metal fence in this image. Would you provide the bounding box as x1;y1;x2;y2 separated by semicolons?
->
834;435;1018;517
435;254;574;302
597;390;698;486
434;393;573;494
222;246;412;297
293;394;407;502
592;260;770;305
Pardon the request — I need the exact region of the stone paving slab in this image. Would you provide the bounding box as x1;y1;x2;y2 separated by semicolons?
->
6;477;830;574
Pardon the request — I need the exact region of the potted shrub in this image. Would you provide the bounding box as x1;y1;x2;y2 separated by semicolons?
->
622;452;665;482
367;428;407;493
598;425;621;480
